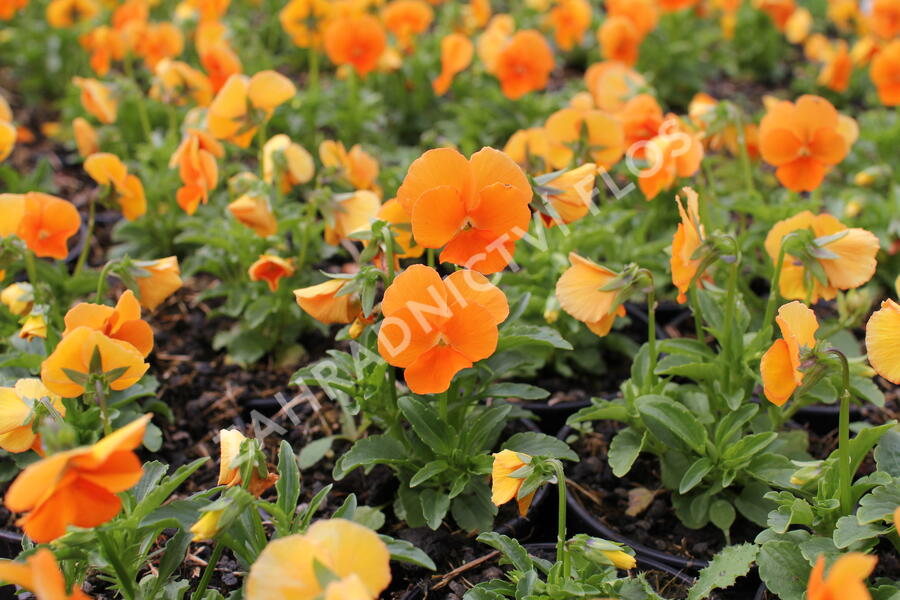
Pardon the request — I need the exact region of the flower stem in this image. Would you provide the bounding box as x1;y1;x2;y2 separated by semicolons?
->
721;252;740;393
763;243;788;335
74;195;96;276
94;259;117;302
96;378;112;436
191;543;225;600
828;349;853;516
551;461;569;582
124;53;152;143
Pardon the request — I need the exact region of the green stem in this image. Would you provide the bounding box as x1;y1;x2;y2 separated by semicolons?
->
257;119;268;174
23;251;40;303
191;543;225;600
735;111;757;198
297;200;317;269
689;286;704;341
74;195;96;276
438;391;448;422
96;379;111;436
306;49;320;146
347;69;360;143
124;53;152;143
721;255;740;393
828;349;853;516
94;260;117;302
763;243;788;335
645;283;657;389
551;461;569;582
96;529;136;600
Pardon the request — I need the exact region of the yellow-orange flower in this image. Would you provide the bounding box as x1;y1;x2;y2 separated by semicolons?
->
324;190;381;246
207;71;296;147
866;299;900;385
200;42;243;93
378;265;509;394
80;26;126;76
494;30;555;100
134;22;184;69
0;282;32;316
324;13;388;78
503;127;552;171
248;255;295;292
382;0;433;50
170;128;224;214
818;40;852;93
544;106;625;170
0;379;64;454
18;314;47;341
262;134;315;193
598;16;641;66
491;449;535;516
433;33;474;95
807;552;877;600
63;290;154;357
73;77;118;124
546;0;592;51
0;548;90;599
5;415;150;542
279;0;330;48
760;301;818;406
670;187;705;303
538;163;596;226
585;61;646;113
246;519;391;600
217;428;278;495
84;153;146;220
764;211;879;302
134;256;182;310
73;117;99;157
319;140;380;191
228;192;278;237
556;252;627;336
476;14;514;73
377;198;424;259
151;59;213;106
871;40;900;106
396;147;532;274
46;0;98;27
639;117;704;201
294;279;362;325
16;192;82;260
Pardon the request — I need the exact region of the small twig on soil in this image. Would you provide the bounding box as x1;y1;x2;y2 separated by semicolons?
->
431;551;499;590
186;552;209;567
566;477;602;506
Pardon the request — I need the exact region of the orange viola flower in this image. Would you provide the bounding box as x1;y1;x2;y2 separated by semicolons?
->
80;26;126;76
46;0;98;28
18;314;47;341
759;95;850;192
324;190;381;245
150;59;213;106
871;40;900;106
262;134;315;192
619;93;664;158
639;117;704;201
200;42;243;93
547;0;592;51
544;106;626;169
585;61;646;113
248;255;295;292
807;552;877;600
73;117;99;157
16;192;81;260
538;163;596;226
606;0;658;37
476;14;514;73
279;0;330;49
0;120;14;164
324;13;388;78
112;0;148;44
670;187;705;303
63;290;154;357
818;40;852;93
463;0;491;31
41;326;149;398
871;0;900;39
134;256;182;310
84;152;146;220
378;265;509;394
754;0;797;31
377;198;424;258
382;0;434;51
134;22;184;69
785;6;812;43
865;298;900;385
217;428;278;495
658;0;698;12
503;127;552;171
433;33;474;96
187;0;230;22
228;192;278;237
556;252;627;336
396;147;531;274
0;0;27;20
0;548;90;599
207;71;295;147
491;449;536;516
73;77;117;124
319;140;380;191
760;302;818;406
0;379;64;454
764;211;879;302
294;279;362;325
4;415;150;542
170;128;224;214
598;16;641;66
494;30;555;100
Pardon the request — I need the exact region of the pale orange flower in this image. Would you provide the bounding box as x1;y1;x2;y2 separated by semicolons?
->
207;71;295;147
818;40;852;93
16;192;82;260
294;279;362;325
262;134;315;193
865;298;900;385
544;106;625;169
0;379;64;454
670;187;705;303
547;0;592;51
324;190;381;245
73;77;118;124
279;0;330;48
319;140;380;191
377;198;424;258
382;0;434;50
217;428;278;495
151;58;213;106
73;117;99;157
619;93;664;158
63;290;154;357
249;255;295;292
538;163;596;226
324;13;388;78
807;553;876;600
134;256;182;310
84;152;146;220
433;33;474;95
491;449;536;516
585;61;646;113
46;0;98;27
503;127;552;171
556;252;627;336
228;192;278;237
476;14;514;73
494;30;555;100
0;548;91;599
170;128;224;214
760;301;818;406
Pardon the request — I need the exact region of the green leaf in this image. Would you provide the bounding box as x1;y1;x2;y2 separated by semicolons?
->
451;485;496;533
688;544;759;600
497;324;573;351
709;500;736;536
410;460;448;487
276;440;301;530
875;430;900;477
566;399;630;425
483;383;549;400
680;458;714;494
502;432;577;461
132;458;208;523
298;437;334;470
757;540;811;600
608;428;646;477
857;480;900;524
380;535;436;570
654;355;723;382
334;436;408;480
636;395;707;454
833;515;885;549
420;489;451;530
398;396;454;455
476;532;532;572
722;432;777;466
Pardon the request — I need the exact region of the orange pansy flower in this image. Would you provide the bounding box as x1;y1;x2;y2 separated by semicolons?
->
639;117;704;201
433;33;474;96
476;14;514;73
760;301;818;406
217;428;278;495
84;153;146;220
151;59;214;106
759;95;850;192
544;106;625;170
46;0;98;27
246;519;391;600
170;128;224;214
598;16;641;66
494;30;555;100
4;414;150;542
807;552;877;600
16;192;82;260
200;42;243;93
0;379;64;454
659;0;698;11
491;449;535;516
324;13;388;78
319;140;380;191
606;0;658;37
134;256;183;310
382;0;434;50
754;0;797;31
134;22;184;69
504;127;552;172
207;71;296;147
556;252;627;336
294;279;362;325
63;290;154;357
378;265;509;394
73;117;99;157
670;187;705;303
396;147;531;274
249;255;295;292
324;190;381;245
871;40;900;106
764;211;879;302
619;93;664;158
0;548;90;599
818;40;852;93
228;192;278;237
279;0;330;49
0;0;27;20
377;198;424;259
865;298;900;385
539;163;596;226
262;134;315;193
73;77;117;124
547;0;592;51
585;61;646;113
80;26;126;76
871;0;900;39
